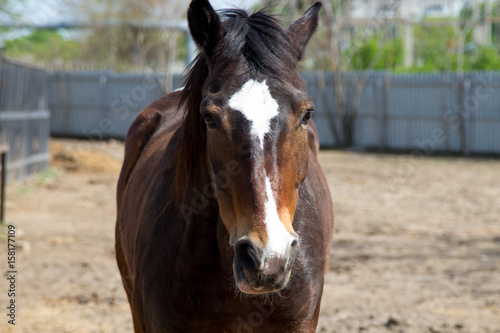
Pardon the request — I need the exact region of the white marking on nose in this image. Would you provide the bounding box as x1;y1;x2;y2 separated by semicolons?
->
228;79;279;148
261;176;295;274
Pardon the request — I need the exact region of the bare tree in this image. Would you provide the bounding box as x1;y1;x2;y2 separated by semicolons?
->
320;0;398;147
69;0;185;73
449;0;479;75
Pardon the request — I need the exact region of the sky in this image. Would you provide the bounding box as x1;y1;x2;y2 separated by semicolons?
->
12;0;260;26
210;0;259;10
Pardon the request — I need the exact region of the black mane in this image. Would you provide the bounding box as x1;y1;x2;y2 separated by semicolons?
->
215;8;302;76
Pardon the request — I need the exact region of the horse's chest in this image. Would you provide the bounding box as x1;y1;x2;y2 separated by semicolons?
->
164;294;308;333
153;281;315;333
140;218;321;332
148;269;313;332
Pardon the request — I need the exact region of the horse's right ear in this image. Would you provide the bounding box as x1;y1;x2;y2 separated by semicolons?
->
188;0;223;58
288;2;322;58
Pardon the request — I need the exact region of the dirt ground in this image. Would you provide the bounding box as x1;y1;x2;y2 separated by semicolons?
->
1;138;499;333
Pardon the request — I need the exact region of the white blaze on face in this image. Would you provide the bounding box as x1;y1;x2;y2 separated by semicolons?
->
228;79;294;273
228;79;279;149
261;176;295;273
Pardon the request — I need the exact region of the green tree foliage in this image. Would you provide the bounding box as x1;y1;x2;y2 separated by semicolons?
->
2;0;498;73
77;0;186;71
493;2;500;47
2;0;186;71
407;19;500;72
411;23;457;72
468;46;500;70
3;30;82;64
348;36;404;70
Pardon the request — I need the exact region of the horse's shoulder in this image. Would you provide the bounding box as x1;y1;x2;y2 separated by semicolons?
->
117;91;182;201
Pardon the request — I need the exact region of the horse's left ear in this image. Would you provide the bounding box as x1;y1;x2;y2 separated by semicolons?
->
188;0;224;58
288;2;322;57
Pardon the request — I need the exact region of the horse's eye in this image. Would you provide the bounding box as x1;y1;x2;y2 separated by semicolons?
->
301;110;313;125
202;114;217;129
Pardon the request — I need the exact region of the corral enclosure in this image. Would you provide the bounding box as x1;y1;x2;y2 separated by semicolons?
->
0;57;50;181
48;71;500;155
1;139;499;333
2;56;500;183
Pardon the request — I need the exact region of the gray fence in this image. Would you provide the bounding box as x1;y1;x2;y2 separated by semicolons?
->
304;72;500;155
0;56;50;180
49;71;182;140
48;70;500;155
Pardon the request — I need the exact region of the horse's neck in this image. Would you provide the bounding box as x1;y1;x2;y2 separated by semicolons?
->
175;195;232;270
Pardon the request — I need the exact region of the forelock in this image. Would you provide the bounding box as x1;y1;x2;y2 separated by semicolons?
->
212;8;302;78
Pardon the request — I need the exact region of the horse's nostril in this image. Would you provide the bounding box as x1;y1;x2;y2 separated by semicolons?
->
291;239;298;248
235;240;262;273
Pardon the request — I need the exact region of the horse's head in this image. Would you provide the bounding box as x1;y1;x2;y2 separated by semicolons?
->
186;0;321;295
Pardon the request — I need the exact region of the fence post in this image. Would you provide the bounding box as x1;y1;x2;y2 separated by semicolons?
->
376;75;388;152
383;72;391;152
457;75;469;156
99;74;109;139
440;73;450;151
316;72;341;146
0;144;8;224
0;51;6;110
463;78;471;157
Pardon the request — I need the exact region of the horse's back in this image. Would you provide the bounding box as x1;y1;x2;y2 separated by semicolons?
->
117;90;183;202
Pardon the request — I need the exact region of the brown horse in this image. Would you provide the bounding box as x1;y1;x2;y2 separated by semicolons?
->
115;0;334;332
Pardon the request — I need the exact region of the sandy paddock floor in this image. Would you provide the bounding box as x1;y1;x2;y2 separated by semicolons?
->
1;138;499;333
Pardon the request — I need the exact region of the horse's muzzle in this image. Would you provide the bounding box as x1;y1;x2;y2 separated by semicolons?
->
233;237;299;294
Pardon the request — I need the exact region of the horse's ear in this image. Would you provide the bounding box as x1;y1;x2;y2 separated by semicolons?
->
188;0;223;58
288;2;322;57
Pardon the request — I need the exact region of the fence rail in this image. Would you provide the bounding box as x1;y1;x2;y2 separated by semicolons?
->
48;71;182;140
3;58;496;179
0;56;50;181
47;70;500;155
304;71;500;155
